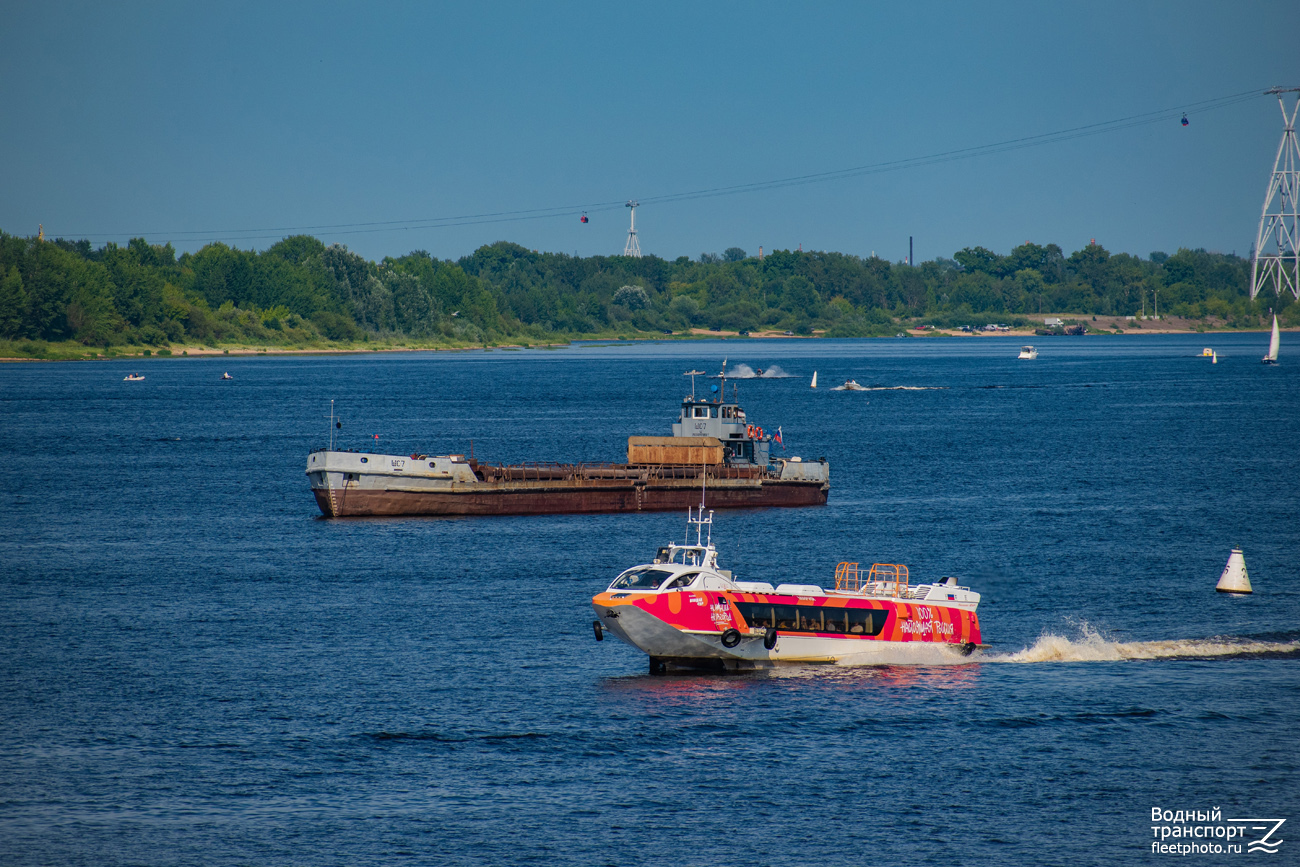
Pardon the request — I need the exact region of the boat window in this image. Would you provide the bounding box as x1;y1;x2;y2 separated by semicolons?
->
610;568;676;590
693;406;710;419
665;572;699;590
734;601;886;636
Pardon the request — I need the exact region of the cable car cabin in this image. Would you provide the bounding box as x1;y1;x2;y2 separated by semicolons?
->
580;214;589;223
671;397;772;467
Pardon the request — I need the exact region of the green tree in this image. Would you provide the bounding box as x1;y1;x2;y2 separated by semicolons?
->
0;265;27;337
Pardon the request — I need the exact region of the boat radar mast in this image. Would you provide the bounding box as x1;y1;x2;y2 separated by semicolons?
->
686;505;714;549
683;369;705;399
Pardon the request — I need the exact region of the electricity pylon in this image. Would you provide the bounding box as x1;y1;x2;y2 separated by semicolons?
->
1250;87;1300;300
623;200;641;258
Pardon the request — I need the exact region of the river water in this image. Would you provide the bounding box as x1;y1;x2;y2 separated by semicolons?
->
2;335;1297;865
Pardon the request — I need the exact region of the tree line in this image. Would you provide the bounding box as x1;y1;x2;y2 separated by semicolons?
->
0;230;1290;351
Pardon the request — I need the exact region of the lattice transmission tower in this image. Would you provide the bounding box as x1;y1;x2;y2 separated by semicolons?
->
623;200;641;258
1250;87;1300;300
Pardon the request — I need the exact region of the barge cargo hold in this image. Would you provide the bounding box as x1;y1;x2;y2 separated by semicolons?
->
306;368;830;518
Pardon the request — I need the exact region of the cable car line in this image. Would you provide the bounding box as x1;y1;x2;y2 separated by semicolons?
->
57;88;1263;245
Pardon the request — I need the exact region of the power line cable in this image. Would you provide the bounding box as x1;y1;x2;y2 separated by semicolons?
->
56;88;1264;245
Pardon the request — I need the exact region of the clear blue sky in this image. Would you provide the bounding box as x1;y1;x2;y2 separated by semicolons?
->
3;1;1297;264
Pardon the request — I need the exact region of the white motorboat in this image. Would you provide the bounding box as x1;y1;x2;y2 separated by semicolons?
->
123;373;145;381
1018;346;1038;359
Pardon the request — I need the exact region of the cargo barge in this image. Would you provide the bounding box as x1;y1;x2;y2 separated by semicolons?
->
306;371;829;517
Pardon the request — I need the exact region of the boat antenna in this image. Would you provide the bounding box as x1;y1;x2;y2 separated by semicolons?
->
683;369;705;400
328;400;335;451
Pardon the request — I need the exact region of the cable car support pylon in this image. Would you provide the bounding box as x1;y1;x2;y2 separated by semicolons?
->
1251;87;1300;300
623;200;641;258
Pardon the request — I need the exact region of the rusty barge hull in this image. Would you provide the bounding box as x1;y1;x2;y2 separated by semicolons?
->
312;478;827;517
306;450;829;518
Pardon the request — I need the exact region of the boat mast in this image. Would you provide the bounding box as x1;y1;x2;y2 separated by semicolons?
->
683;369;704;400
328;400;335;451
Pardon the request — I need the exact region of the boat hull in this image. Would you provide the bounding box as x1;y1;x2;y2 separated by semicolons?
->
306;450;829;517
593;588;980;670
311;478;827;516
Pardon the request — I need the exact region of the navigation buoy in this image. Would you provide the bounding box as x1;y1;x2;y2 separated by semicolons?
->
1215;548;1252;594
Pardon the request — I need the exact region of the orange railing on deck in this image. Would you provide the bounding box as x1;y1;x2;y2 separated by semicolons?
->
835;561;910;596
868;563;910;597
834;562;863;591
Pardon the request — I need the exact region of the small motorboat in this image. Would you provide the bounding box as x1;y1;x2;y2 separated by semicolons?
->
839;379;867;390
123;373;145;381
1018;346;1038;359
221;372;233;380
1262;314;1280;365
1201;348;1214;357
591;508;982;672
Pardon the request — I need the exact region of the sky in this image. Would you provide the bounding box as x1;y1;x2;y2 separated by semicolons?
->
2;1;1298;265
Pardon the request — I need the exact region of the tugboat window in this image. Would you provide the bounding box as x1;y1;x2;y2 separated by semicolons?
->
610;568;676;590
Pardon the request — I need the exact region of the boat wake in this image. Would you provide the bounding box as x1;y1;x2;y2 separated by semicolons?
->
986;624;1300;663
726;364;794;378
830;384;947;391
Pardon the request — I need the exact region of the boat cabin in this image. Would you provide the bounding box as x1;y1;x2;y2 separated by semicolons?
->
672;397;771;467
608;543;734;593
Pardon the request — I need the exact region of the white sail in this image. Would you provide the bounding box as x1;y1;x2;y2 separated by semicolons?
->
1266;314;1280;362
810;371;818;389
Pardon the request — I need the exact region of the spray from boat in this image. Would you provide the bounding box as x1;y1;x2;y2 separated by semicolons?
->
725;363;795;379
985;623;1300;663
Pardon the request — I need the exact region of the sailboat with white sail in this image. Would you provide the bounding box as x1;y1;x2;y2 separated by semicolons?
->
1262;314;1280;365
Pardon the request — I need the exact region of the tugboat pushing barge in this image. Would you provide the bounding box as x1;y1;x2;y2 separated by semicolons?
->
306;368;829;517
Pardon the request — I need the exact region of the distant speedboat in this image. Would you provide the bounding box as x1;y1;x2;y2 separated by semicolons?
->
123;373;145;381
1018;346;1038;359
1262;314;1280;365
221;372;233;380
1202;348;1214;357
841;379;867;391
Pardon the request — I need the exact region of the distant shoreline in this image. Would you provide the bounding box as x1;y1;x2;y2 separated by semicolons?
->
0;322;1288;363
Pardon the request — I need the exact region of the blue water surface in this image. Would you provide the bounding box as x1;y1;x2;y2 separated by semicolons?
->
1;334;1297;866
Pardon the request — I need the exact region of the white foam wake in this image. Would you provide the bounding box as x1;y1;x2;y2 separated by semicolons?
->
726;364;794;378
988;625;1300;663
829;383;947;391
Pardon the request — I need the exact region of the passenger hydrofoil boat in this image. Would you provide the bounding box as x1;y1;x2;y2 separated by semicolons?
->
592;508;983;672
